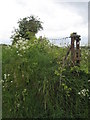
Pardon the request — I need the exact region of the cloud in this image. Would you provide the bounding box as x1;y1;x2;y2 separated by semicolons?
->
0;0;88;44
53;0;89;2
36;1;88;38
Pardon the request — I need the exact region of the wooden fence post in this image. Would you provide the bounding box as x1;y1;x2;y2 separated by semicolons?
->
70;32;81;66
70;33;76;66
76;35;81;65
62;32;81;67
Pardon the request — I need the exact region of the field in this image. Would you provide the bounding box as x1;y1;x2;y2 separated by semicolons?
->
1;38;90;118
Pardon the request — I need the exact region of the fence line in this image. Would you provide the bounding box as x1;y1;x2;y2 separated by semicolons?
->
47;37;71;47
46;32;81;66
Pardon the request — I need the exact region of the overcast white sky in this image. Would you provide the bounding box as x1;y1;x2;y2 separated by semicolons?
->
0;0;89;45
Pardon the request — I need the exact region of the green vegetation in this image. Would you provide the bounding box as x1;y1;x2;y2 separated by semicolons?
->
1;16;89;119
11;15;43;44
2;37;89;118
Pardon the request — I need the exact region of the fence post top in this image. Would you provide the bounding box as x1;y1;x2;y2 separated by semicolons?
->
70;32;77;37
70;32;81;39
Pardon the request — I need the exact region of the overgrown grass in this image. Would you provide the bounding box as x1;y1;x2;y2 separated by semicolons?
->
2;38;89;118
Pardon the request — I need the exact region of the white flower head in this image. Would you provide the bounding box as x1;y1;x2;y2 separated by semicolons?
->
78;89;89;97
4;74;6;79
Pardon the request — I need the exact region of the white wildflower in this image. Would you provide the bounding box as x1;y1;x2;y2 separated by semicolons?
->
17;39;23;43
85;57;87;59
23;41;27;45
8;74;10;77
78;92;81;95
15;44;18;48
88;80;90;82
22;46;26;50
16;51;19;53
18;54;22;57
86;52;88;55
78;89;89;97
26;46;29;49
24;89;27;92
17;104;20;108
4;74;6;79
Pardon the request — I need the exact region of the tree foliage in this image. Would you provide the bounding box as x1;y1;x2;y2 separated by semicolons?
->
11;16;43;44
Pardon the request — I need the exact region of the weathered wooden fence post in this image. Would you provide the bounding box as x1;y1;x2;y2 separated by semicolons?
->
70;32;76;66
76;35;81;65
70;32;81;66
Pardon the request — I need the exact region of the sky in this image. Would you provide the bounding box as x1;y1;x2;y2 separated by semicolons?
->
0;0;89;45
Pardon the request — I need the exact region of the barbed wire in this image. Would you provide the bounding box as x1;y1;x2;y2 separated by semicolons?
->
46;36;70;41
46;36;71;47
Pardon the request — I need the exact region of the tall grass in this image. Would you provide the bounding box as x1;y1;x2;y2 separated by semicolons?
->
2;38;89;118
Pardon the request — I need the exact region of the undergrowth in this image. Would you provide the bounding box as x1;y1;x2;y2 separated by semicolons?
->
2;37;89;118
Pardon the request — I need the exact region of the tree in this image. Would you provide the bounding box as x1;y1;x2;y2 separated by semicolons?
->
11;15;43;44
